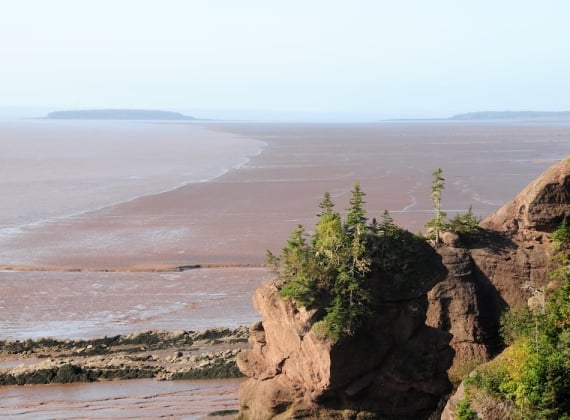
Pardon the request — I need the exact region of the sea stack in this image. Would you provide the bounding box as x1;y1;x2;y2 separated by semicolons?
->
237;229;454;419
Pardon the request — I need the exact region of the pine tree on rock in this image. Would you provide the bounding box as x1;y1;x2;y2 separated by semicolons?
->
426;168;447;243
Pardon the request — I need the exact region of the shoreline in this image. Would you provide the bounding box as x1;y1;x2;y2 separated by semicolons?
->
0;262;267;273
0;120;267;240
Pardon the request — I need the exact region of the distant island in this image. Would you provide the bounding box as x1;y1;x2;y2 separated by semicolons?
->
46;109;197;121
449;111;570;121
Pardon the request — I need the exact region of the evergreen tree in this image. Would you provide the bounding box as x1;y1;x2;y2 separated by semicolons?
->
447;206;479;234
270;185;375;343
379;209;396;259
380;209;395;233
345;182;370;274
426;168;447;243
317;192;335;217
345;182;367;234
313;211;345;261
277;225;320;306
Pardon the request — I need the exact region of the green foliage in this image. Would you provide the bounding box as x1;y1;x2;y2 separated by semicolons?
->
545;271;570;350
467;357;507;397
447;206;480;234
500;305;535;345
270;189;375;342
269;187;424;343
317;191;335;217
455;398;477;420
373;209;397;259
275;225;320;307
310;320;330;339
552;217;570;250
312;210;347;284
323;269;373;341
550;218;570;278
380;209;395;232
424;168;481;240
345;182;367;233
426;168;447;243
464;219;570;418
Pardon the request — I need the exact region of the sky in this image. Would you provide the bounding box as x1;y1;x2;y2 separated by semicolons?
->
1;0;569;120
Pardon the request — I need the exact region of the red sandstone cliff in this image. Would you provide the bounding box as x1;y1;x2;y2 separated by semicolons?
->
427;157;570;370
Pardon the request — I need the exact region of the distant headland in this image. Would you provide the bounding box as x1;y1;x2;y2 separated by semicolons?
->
45;109;197;121
449;111;570;121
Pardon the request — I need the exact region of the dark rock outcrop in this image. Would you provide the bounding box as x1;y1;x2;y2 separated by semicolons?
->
0;327;249;386
237;234;454;419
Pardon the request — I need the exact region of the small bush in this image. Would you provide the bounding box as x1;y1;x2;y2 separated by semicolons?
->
456;398;477;420
500;305;535;345
310;320;331;340
448;355;487;386
447;206;480;234
467;358;507;396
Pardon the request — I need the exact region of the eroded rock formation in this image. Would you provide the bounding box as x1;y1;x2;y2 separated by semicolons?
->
237;233;454;419
427;157;570;369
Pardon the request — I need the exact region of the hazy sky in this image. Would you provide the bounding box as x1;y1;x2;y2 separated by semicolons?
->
1;0;569;119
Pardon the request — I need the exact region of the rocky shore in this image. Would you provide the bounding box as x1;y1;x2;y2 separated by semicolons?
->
0;327;249;386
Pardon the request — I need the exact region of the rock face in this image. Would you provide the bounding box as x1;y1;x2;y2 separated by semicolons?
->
427;157;570;369
237;234;454;419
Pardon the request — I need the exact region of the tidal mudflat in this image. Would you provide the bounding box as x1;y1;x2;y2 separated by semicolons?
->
2;121;569;269
1;120;569;417
0;268;271;340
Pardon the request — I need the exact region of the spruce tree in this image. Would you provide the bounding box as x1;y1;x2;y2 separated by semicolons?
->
271;185;375;342
426;168;447;243
317;192;335;217
345;182;367;234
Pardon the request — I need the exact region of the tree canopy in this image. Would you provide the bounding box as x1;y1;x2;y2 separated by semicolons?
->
267;183;425;342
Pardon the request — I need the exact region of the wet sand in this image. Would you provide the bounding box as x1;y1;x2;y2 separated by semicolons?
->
0;378;242;419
